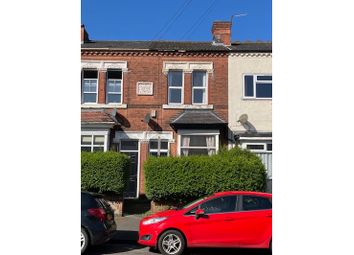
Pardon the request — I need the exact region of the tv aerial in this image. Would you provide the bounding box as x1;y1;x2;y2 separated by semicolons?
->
231;13;248;25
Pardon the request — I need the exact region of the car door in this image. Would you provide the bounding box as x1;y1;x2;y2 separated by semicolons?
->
229;195;272;248
186;195;238;247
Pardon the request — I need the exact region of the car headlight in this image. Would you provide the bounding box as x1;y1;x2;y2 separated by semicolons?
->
142;217;168;225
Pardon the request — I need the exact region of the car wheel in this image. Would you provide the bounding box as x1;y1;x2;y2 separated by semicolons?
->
81;227;89;254
158;230;185;255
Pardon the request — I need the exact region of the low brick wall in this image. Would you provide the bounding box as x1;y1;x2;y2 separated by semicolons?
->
103;194;124;225
151;200;181;214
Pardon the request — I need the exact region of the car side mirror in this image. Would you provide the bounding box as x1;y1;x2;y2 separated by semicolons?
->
195;209;205;219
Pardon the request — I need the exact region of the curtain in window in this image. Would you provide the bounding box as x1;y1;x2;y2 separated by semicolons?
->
205;136;215;156
182;136;190;156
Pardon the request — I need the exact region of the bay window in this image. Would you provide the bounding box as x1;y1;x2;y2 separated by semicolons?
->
81;135;106;152
179;131;219;156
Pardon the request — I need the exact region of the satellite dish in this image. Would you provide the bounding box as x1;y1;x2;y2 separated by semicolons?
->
111;108;117;117
238;114;248;124
144;113;151;123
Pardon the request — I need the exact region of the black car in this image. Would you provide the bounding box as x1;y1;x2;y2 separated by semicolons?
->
81;192;116;253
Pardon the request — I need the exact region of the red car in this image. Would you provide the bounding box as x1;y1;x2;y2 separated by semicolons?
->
138;191;272;255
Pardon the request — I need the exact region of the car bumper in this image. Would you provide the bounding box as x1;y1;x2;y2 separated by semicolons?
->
138;224;160;247
90;222;116;245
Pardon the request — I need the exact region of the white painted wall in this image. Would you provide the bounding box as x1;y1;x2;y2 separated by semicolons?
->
228;53;272;133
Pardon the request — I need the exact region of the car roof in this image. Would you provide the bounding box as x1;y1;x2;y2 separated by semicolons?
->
81;191;104;198
213;191;272;198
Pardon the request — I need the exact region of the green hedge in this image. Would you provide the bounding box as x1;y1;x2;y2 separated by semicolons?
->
144;147;266;203
81;151;130;195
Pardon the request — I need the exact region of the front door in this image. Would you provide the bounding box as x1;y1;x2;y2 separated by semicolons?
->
119;140;139;198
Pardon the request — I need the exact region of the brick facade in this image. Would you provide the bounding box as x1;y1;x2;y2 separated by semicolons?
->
81;21;234;198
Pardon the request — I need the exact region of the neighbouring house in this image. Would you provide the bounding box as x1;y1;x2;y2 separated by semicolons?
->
81;22;232;199
227;41;272;192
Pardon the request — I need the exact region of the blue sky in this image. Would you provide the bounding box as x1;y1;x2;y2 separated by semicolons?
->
81;0;272;42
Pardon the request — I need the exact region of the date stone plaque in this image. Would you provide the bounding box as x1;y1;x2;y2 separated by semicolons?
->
137;82;153;95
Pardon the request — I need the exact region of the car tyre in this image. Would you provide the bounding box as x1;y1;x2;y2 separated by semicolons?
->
158;230;186;255
81;227;89;254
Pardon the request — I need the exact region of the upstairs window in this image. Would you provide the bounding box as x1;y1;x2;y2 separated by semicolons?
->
244;74;272;99
192;71;207;104
149;140;169;157
106;70;122;104
168;71;183;104
82;70;98;103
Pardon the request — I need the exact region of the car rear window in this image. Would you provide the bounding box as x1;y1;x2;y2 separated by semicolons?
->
242;195;272;211
81;193;99;209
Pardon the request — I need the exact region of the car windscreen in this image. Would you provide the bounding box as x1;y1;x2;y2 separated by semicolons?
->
182;196;207;209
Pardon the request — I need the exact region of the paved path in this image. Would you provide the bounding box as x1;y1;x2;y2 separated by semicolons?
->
86;242;270;255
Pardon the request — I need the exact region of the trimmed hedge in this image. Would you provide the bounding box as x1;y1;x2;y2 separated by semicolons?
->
144;147;266;203
81;151;130;195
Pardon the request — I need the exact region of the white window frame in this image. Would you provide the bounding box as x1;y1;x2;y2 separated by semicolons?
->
242;142;272;153
82;69;99;104
177;130;219;156
106;69;123;104
81;130;109;152
149;139;169;157
168;70;184;105
192;70;208;105
243;74;272;100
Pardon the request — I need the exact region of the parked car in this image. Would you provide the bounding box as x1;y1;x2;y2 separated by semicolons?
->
81;192;116;254
138;191;272;255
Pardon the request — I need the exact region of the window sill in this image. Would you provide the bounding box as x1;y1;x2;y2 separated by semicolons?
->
242;98;272;101
81;103;128;109
162;104;213;109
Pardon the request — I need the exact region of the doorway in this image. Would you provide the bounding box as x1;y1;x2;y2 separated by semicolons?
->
119;140;139;198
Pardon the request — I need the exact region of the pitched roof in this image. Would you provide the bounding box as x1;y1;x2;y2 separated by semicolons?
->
231;41;272;52
81;110;116;124
81;40;272;53
171;110;227;125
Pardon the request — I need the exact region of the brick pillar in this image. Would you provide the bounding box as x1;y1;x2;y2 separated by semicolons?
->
98;69;107;104
184;72;192;105
139;141;149;195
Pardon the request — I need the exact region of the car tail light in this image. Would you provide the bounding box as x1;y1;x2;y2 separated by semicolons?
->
88;208;106;222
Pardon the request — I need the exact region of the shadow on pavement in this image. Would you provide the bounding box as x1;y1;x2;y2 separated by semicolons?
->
111;230;139;242
185;248;271;255
85;230;145;255
85;242;146;255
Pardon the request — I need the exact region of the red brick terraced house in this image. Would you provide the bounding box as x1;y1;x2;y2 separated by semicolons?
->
81;21;265;199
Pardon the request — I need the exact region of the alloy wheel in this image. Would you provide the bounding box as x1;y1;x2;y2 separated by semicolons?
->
81;232;85;250
161;233;182;255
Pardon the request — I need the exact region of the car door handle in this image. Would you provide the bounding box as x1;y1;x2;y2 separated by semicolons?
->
224;218;234;221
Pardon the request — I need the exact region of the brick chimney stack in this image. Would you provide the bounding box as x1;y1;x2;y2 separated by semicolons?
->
81;24;89;44
211;21;231;46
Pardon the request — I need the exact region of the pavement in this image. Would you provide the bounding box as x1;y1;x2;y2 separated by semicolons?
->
85;214;271;255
